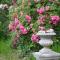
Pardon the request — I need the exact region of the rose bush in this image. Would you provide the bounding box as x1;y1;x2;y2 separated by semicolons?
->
9;0;60;56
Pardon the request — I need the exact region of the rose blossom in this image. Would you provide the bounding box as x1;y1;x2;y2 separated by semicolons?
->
50;16;60;25
19;24;28;34
31;34;40;43
51;16;60;21
25;15;31;23
37;7;45;14
22;28;28;34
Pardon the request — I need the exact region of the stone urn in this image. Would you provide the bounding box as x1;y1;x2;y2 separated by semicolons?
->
33;29;60;60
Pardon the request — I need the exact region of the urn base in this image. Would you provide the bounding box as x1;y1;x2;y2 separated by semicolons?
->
33;47;60;60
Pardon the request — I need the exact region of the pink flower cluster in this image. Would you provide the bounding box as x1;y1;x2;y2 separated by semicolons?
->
37;6;50;14
50;16;60;25
31;34;40;43
37;7;45;14
19;24;28;34
25;15;31;23
8;18;19;31
9;17;28;34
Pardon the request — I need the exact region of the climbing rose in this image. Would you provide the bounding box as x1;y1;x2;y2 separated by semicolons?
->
25;15;31;23
50;16;60;25
31;34;40;43
37;7;45;14
19;24;28;34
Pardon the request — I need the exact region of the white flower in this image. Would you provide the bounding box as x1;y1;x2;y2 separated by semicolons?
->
0;4;8;10
0;4;4;9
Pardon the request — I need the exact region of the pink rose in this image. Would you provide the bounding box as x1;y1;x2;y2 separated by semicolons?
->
25;15;31;23
19;24;25;30
19;24;28;34
31;34;40;43
51;16;60;21
37;7;45;14
50;16;60;25
21;28;28;34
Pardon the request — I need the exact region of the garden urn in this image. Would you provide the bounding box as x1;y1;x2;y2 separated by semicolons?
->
33;29;60;60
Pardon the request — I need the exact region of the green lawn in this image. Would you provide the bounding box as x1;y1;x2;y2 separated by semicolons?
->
0;39;35;60
0;40;19;60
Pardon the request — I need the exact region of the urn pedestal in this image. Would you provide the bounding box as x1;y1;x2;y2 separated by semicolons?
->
33;30;60;60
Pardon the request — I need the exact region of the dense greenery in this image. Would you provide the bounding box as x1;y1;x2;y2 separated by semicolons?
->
0;0;60;60
0;0;12;5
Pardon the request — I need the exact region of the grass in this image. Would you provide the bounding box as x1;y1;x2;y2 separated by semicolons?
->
52;42;60;52
0;39;11;54
0;39;20;60
0;39;35;60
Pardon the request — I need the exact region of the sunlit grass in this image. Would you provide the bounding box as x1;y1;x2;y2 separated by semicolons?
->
0;39;35;60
